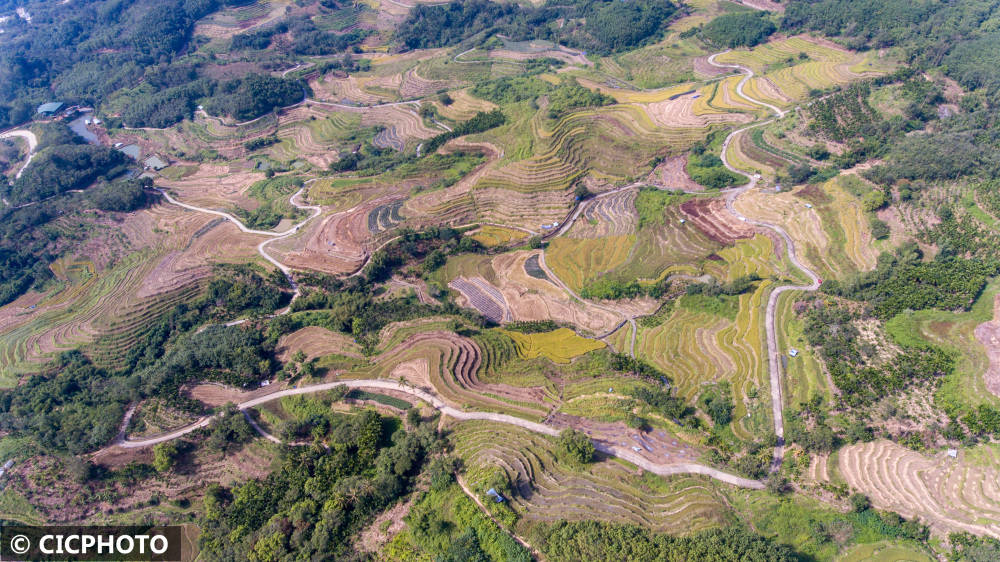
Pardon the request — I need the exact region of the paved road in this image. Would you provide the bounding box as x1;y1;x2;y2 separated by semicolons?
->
706;53;822;472
116;378;762;488
0;129;38;180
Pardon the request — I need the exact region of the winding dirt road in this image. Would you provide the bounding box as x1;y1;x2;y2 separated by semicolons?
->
154;185;322;304
706;53;821;471
116;378;763;489
0;129;38;180
115;48;814;487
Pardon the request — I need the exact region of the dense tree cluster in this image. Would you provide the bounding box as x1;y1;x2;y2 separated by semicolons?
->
0;0;251;128
397;0;677;56
9;144;130;205
701;11;777;48
783;0;1000;95
557;428;594;464
801;300;956;407
199;411;445;560
822;249;996;319
687;151;745;189
202;74;303;122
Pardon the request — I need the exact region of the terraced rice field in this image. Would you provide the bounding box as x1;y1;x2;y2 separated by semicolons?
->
502;328;605;364
716;36;859;75
0;251;200;379
643;92;752;129
431;89;499;121
715;36;890;105
637;305;734;400
309;75;391;105
433;254;498;287
706;75;762;114
275;326;362;363
269;112;362;166
366;200;405;233
545;235;635;291
487;251;639;336
613;206;722;282
839;440;1000;538
567;189;638;239
470;225;528;247
704;234;784;283
194;0;288;39
449;276;511;323
775;292;828;407
450;421;730;533
735;181;876;280
365;330;552;420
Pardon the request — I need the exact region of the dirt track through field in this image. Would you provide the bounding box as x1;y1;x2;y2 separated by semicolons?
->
0;128;38;182
104;47;820;493
707;52;820;472
113;378;763;488
154;183;322;306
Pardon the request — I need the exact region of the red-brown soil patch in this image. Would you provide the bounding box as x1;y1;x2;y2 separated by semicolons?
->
546;412;703;466
647;155;703;191
183;383;278;408
680;197;756;244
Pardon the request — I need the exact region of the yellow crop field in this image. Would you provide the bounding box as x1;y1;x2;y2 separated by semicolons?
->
470;225;527;247
705;235;782;282
503;328;605;363
715;36;853;73
545;234;635;291
575;79;697;104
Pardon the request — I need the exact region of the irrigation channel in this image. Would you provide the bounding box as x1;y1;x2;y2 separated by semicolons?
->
115;48;821;487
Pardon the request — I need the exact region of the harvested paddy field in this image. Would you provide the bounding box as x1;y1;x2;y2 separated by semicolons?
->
270;196;406;275
450;420;730;533
276;326;363;362
446;251;650;336
680;197;757;245
566;189;638;238
0;202;260;379
839;440;1000;538
157;163;265;210
644;92;753;128
647;155;704;191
